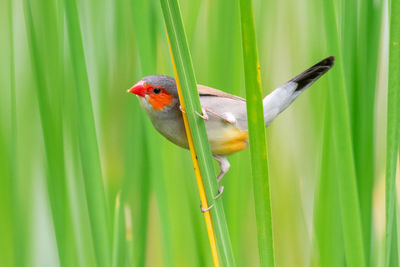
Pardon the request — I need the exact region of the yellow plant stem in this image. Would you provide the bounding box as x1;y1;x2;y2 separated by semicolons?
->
167;33;220;267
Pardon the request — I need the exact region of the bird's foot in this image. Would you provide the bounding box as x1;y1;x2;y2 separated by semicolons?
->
195;107;209;120
200;186;224;212
179;105;208;121
200;203;214;213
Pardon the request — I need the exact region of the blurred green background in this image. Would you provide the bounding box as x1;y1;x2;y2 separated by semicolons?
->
0;0;392;266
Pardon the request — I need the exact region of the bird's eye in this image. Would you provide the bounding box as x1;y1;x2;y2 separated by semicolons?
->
153;88;162;94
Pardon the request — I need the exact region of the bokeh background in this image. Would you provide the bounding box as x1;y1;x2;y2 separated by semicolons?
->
0;0;392;266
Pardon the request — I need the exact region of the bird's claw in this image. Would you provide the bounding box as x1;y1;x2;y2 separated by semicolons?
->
200;186;224;212
200;203;214;213
180;105;208;121
215;186;224;200
195;108;209;120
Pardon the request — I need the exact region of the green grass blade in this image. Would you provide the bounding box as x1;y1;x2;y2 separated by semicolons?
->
1;1;16;265
64;0;111;265
385;0;400;264
353;0;383;258
0;123;14;267
123;112;152;266
130;1;173;264
130;121;153;267
112;193;126;267
238;0;275;266
322;0;366;266
131;0;157;75
145;132;176;266
202;0;250;264
342;0;371;257
21;0;78;265
159;0;235;265
63;45;99;267
313;104;344;267
2;0;391;265
356;1;383;258
2;19;32;263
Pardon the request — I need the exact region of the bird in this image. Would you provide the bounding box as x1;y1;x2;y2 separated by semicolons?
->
128;56;334;209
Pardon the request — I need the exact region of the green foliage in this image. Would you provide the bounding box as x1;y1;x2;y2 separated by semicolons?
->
22;0;76;266
385;0;400;265
64;0;111;265
313;106;344;267
159;0;235;265
318;0;366;266
239;0;274;266
0;0;392;266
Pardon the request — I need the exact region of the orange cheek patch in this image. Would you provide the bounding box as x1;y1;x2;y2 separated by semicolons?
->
148;93;174;110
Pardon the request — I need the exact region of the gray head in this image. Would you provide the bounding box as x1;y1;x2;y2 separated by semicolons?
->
128;75;179;111
142;75;178;97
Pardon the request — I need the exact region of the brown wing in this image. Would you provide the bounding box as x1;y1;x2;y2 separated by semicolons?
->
197;84;245;102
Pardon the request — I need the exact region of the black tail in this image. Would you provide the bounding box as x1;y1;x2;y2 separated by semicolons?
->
290;56;335;91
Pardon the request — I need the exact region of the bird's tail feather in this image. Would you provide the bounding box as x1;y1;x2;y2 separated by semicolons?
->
263;56;334;126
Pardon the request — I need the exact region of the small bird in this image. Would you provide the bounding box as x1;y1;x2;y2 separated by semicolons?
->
128;56;334;208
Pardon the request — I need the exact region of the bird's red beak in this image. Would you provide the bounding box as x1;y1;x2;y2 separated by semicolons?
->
128;80;146;97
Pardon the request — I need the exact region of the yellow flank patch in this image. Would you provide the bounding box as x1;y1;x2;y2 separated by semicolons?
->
210;128;249;155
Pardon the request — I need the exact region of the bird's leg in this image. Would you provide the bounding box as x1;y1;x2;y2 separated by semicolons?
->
179;105;186;113
195;107;209;120
213;155;230;182
200;186;224;213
